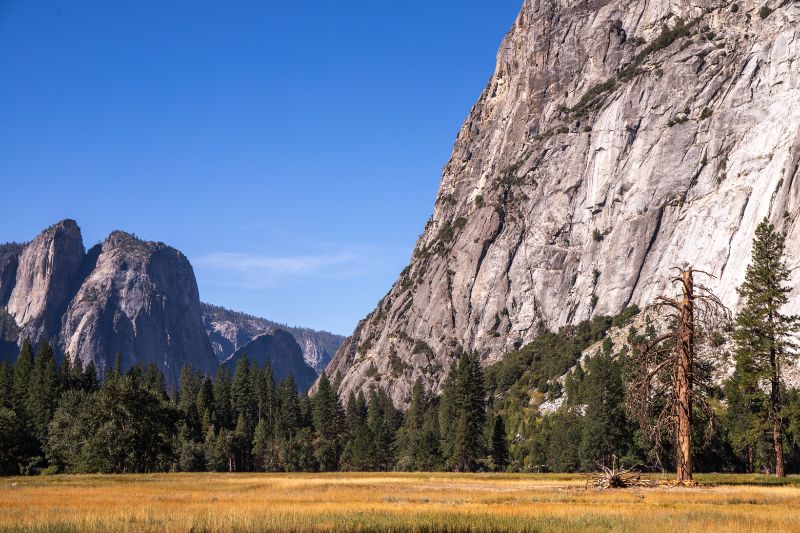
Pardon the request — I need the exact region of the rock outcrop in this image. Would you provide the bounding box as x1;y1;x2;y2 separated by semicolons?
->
224;330;319;392
1;221;340;387
7;220;85;345
0;243;25;307
202;303;343;373
326;0;800;405
59;231;218;385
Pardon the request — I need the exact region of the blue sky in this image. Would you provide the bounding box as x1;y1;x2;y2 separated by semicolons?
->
0;0;521;335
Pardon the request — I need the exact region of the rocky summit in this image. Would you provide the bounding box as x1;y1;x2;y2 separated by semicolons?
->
224;330;319;393
202;303;344;374
325;0;800;405
0;220;337;388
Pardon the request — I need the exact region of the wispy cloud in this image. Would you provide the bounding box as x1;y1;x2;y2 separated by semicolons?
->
195;247;397;289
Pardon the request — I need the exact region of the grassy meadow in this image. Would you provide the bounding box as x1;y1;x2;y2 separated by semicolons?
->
2;472;800;532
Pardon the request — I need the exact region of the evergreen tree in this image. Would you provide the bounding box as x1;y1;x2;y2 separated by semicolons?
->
547;409;582;472
11;338;34;415
196;377;215;435
232;413;250;471
0;361;12;409
450;352;486;472
367;390;396;470
70;354;84;390
733;219;800;477
252;417;270;471
231;355;254;430
724;356;769;472
416;405;443;471
312;372;343;471
341;391;371;470
213;366;234;430
45;389;99;473
579;352;630;469
82;360;99;392
27;341;59;442
0;407;22;474
396;378;426;470
491;415;509;472
276;375;301;441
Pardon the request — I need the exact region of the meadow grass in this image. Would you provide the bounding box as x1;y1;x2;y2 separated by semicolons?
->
1;472;799;532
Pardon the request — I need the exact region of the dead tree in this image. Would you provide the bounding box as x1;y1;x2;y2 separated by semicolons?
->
626;267;729;483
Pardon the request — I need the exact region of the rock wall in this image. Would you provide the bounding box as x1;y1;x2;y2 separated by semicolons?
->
326;0;800;405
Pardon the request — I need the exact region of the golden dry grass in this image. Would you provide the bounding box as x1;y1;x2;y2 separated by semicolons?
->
1;472;800;532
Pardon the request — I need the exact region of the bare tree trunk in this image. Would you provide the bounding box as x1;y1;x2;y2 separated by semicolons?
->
675;270;694;483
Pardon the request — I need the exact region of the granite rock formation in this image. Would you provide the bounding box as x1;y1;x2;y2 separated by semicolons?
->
326;0;800;405
223;330;319;392
202;303;343;373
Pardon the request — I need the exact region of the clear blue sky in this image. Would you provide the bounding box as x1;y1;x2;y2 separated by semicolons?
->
0;0;521;336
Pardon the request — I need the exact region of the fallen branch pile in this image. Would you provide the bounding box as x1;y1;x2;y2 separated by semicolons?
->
586;460;656;490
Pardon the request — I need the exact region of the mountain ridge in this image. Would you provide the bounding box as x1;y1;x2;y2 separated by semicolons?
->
0;220;340;387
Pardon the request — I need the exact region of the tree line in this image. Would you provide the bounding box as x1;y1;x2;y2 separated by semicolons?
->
0;218;798;476
0;340;499;474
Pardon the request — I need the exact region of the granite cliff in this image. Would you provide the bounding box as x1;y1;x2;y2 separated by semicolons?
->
326;0;800;405
201;303;343;373
0;220;337;388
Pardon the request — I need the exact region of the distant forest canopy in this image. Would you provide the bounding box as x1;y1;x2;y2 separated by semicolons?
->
1;220;799;476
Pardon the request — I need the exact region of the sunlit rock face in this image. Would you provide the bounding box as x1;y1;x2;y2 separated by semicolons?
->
60;230;218;385
3;221;216;386
7;220;85;345
325;0;800;405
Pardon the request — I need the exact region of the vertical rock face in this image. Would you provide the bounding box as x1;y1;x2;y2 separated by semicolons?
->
7;220;85;345
60;231;218;385
0;243;25;306
202;303;343;373
326;0;800;405
0;221;339;387
224;330;319;392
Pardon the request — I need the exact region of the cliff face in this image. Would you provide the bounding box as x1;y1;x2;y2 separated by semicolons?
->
326;0;800;405
0;243;25;307
202;303;343;373
0;221;341;387
6;220;85;345
59;231;218;384
224;330;319;392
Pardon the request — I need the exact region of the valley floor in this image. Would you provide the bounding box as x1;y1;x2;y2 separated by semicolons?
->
1;472;800;532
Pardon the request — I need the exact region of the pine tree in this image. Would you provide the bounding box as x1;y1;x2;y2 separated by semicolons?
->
724;362;768;472
252;417;270;471
231;355;254;430
0;361;12;409
416;406;442;471
0;407;22;475
276;375;301;441
367;390;395;470
70;354;84;389
450;352;486;472
82;360;99;391
733;219;799;477
196;377;215;435
396;378;426;470
213;366;234;430
11;338;34;415
491;415;509;472
27;341;59;442
579;352;630;469
312;372;342;471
